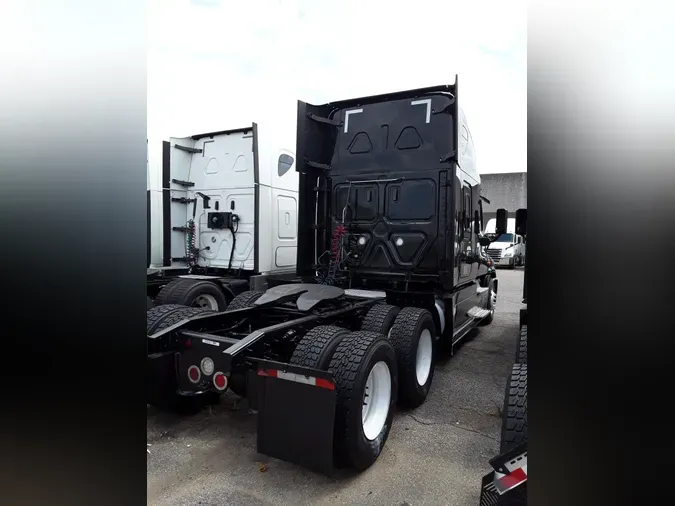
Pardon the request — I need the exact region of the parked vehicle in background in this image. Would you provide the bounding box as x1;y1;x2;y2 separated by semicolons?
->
485;232;526;269
146;121;299;311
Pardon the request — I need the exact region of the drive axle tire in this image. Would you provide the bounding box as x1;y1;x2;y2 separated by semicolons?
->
500;363;527;453
516;325;527;364
360;304;400;335
290;326;351;370
329;331;398;471
147;304;192;334
226;290;264;311
147;305;220;414
155;278;228;312
388;307;436;409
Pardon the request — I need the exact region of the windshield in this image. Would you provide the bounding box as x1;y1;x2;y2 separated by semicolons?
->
494;233;515;243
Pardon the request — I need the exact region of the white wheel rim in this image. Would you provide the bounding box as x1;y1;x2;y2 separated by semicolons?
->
194;294;219;310
361;361;392;441
415;329;433;386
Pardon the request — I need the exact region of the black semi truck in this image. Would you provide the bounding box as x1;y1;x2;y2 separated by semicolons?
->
147;77;500;473
479;208;528;505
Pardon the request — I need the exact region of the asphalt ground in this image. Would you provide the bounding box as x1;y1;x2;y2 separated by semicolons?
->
147;267;525;506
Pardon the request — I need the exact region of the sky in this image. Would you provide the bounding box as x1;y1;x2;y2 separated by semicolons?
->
148;0;527;174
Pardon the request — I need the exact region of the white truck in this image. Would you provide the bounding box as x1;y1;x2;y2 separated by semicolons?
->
483;218;526;268
146;120;300;311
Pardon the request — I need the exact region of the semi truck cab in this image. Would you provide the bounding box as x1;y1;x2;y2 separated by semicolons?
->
485;232;526;268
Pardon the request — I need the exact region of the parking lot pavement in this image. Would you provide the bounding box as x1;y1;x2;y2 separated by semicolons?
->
147;268;525;506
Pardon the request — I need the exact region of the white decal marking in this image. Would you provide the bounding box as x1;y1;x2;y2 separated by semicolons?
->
276;370;316;386
411;99;432;123
202;339;220;347
344;108;363;133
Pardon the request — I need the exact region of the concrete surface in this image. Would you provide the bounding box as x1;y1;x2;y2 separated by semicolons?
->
147;268;525;506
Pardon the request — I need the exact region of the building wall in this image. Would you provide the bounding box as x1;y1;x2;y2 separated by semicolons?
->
480;172;527;224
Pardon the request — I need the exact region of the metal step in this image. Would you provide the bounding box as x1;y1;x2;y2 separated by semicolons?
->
467;307;491;319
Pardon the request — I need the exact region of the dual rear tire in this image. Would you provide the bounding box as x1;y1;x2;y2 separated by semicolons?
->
155;278;229;312
288;303;437;470
290;326;398;471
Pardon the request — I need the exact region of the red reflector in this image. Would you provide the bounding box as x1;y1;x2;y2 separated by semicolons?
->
185;339;192;348
498;468;527;489
258;369;277;378
213;372;228;390
315;378;335;391
187;365;200;383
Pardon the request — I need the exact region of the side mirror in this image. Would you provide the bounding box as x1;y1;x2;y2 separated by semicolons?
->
479;236;491;247
515;208;527;236
474;210;480;234
496;209;508;235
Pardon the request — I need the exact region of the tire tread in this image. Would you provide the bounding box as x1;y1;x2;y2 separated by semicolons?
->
329;331;395;468
226;290;264;311
360;304;400;334
500;363;528;453
290;325;350;370
516;325;527;364
388;307;435;408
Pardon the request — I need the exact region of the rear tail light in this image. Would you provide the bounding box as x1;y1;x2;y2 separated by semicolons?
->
187;365;201;384
213;372;228;391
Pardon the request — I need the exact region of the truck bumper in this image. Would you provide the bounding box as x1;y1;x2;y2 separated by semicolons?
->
496;257;514;267
151;339;339;473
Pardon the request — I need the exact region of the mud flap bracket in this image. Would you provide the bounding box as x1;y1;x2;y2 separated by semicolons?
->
254;359;336;474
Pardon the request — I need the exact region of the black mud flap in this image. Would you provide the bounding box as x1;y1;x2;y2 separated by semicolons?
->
254;358;336;474
147;351;177;401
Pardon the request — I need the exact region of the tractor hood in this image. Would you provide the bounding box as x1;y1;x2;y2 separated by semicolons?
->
489;242;515;251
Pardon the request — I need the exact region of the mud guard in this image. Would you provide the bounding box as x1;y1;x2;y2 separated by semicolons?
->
254;358;337;474
147;351;178;401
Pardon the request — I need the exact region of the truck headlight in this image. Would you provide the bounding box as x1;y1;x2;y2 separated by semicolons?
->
503;249;514;257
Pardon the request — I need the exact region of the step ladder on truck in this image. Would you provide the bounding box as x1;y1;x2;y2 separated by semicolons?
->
479;207;528;506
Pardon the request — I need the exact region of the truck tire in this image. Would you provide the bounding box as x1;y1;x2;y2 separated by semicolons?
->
155;278;228;312
328;331;398;470
290;326;351;370
147;296;155;310
223;291;264;398
516;325;527;364
360;304;400;335
500;363;527;454
387;307;436;409
147;304;192;334
226;290;264;311
147;304;220;414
